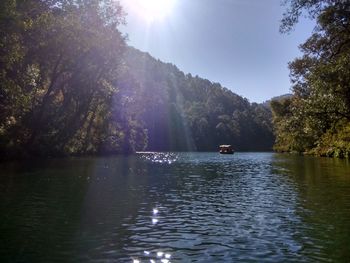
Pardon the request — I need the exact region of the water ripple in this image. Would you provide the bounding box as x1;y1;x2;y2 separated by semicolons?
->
1;153;350;262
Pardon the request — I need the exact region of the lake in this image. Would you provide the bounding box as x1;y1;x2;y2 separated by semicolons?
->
1;152;350;262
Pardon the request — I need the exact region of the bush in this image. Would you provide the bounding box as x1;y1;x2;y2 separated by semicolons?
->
312;122;350;158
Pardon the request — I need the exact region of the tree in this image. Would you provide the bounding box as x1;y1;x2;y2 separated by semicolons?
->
273;0;350;156
1;1;276;159
0;0;148;159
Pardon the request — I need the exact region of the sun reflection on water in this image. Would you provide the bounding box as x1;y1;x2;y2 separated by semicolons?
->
130;207;173;263
137;152;178;164
153;208;159;215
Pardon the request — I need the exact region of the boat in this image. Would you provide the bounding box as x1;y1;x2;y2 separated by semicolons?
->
219;145;234;154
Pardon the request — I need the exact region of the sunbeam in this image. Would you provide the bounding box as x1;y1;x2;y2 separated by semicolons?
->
123;0;176;22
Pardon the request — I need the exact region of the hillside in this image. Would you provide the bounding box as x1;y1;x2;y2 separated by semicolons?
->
120;47;275;151
0;1;274;160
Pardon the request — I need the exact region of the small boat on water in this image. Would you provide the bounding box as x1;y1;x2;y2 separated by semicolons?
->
219;145;234;154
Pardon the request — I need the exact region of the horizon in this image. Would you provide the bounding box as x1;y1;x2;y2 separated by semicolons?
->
120;0;315;103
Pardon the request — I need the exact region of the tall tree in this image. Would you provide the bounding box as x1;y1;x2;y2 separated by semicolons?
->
0;0;148;159
272;0;350;157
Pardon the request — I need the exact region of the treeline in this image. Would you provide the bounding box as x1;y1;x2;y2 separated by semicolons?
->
0;0;274;160
271;0;350;158
122;47;274;152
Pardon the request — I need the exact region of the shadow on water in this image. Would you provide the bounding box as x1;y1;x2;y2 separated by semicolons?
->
272;154;350;262
0;153;350;262
0;158;92;262
0;157;150;262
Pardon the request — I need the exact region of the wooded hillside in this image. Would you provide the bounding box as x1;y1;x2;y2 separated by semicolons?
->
0;0;274;160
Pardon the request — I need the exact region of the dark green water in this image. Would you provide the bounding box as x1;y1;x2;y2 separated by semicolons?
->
1;152;350;262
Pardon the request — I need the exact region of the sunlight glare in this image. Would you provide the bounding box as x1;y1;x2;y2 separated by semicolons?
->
127;0;176;22
153;208;159;215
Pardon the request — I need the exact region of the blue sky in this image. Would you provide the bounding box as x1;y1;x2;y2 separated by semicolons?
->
119;0;315;103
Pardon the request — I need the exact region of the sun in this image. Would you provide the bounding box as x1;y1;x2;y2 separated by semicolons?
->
125;0;176;22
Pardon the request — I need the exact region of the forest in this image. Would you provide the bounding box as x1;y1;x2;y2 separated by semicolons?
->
271;0;350;158
1;0;349;160
0;0;274;160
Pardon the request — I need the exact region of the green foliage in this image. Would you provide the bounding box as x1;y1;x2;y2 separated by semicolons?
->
312;122;350;158
0;0;274;160
123;48;275;152
0;0;147;159
271;97;318;153
273;0;350;158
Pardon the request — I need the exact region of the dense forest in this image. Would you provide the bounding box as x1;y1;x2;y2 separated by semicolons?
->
123;47;274;152
271;0;350;158
0;0;274;160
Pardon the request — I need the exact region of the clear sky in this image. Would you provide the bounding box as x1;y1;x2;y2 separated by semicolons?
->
119;0;315;103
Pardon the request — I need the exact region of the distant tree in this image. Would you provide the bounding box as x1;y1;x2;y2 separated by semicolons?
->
123;47;275;152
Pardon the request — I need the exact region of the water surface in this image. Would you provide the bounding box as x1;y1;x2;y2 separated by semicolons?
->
1;152;350;262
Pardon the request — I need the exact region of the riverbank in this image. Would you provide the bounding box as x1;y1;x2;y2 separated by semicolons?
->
274;125;350;159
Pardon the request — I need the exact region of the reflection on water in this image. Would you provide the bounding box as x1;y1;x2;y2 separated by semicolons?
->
138;152;178;164
1;153;350;262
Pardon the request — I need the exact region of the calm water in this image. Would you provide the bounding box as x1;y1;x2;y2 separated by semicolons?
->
1;152;350;262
